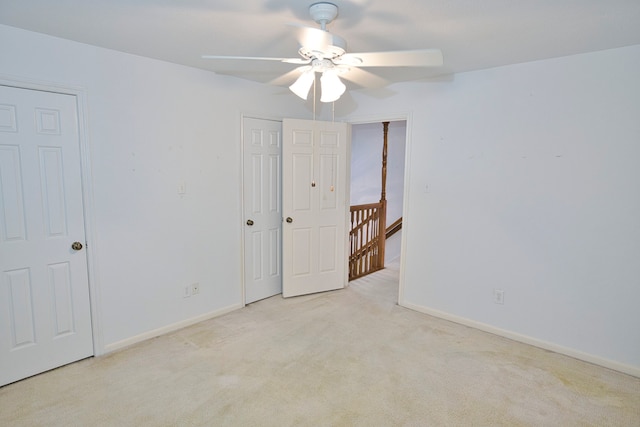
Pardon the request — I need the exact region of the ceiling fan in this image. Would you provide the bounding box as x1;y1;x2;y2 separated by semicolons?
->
202;2;443;103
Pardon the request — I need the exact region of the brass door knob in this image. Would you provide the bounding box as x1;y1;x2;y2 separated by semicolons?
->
286;217;293;223
246;219;254;226
71;241;83;251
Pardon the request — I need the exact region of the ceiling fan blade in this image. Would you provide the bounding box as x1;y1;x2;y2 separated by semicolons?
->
339;67;389;89
269;66;312;87
201;55;309;64
337;49;443;67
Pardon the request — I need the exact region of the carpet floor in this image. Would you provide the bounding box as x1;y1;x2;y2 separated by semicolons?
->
1;262;639;426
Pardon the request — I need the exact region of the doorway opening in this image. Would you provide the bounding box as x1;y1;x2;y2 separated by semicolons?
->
241;116;409;304
349;119;408;297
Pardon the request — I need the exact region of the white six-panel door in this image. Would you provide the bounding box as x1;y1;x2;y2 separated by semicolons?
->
282;119;350;298
0;85;93;386
242;118;283;304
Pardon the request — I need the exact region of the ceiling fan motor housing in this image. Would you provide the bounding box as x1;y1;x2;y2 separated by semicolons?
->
298;33;346;61
310;2;338;27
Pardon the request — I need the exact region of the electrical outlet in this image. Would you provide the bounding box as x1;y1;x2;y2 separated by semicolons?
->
493;289;504;305
191;283;200;295
178;182;187;195
182;285;191;298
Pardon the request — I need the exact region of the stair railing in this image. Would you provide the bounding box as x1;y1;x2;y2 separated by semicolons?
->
349;201;386;280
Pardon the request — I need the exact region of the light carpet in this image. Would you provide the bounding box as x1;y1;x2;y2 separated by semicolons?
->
1;262;639;426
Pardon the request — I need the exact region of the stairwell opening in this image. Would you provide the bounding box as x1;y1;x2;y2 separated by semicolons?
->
349;120;406;281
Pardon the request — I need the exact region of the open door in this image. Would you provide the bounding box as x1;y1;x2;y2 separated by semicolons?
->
282;118;350;298
0;85;93;386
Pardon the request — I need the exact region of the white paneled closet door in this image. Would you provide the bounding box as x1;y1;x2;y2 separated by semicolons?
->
242;117;283;304
0;85;93;386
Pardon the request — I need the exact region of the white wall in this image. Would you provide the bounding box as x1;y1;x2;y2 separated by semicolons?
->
0;24;304;351
345;45;640;373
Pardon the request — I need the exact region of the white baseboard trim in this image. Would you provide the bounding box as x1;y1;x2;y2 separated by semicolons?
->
103;303;243;354
399;301;640;378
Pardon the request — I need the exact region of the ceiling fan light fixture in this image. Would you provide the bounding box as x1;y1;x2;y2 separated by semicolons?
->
202;2;443;105
289;69;315;100
320;69;346;103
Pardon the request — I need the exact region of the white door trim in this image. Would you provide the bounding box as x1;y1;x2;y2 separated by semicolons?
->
346;112;412;304
0;75;104;356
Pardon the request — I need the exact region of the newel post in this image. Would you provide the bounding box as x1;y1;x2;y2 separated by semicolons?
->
379;121;389;268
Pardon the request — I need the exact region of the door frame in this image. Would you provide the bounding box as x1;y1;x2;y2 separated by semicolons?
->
239;113;284;306
347;112;412;304
0;75;103;355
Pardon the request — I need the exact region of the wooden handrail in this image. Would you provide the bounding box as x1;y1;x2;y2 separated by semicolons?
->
350;202;383;211
386;217;402;239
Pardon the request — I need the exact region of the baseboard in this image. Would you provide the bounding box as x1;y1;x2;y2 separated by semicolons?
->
399;301;640;378
103;303;243;354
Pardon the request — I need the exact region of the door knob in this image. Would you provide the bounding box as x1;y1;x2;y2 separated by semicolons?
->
71;241;83;251
286;217;293;223
246;219;254;226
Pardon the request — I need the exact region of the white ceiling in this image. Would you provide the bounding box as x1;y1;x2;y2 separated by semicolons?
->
2;0;640;87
